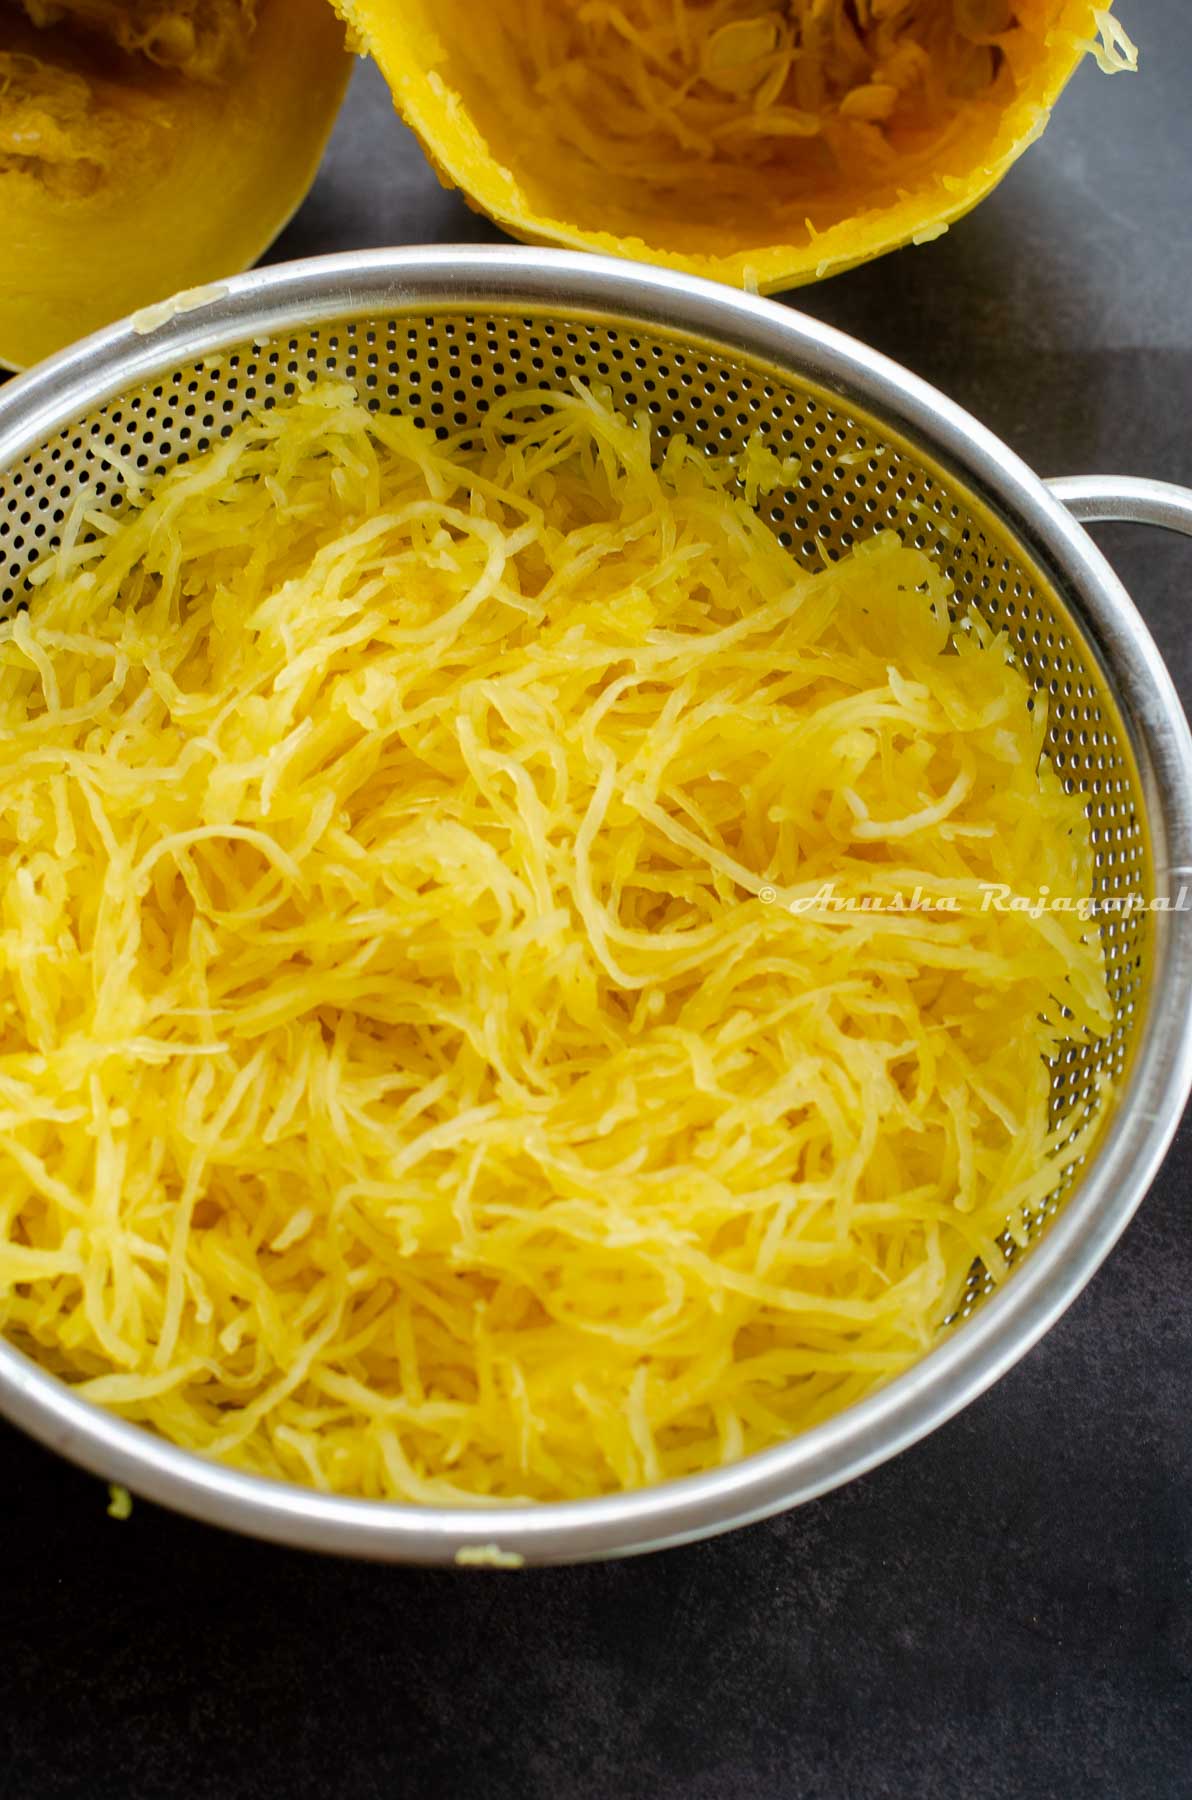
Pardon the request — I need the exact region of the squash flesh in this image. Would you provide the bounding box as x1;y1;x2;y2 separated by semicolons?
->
338;0;1135;287
0;0;350;370
0;49;151;198
13;0;257;81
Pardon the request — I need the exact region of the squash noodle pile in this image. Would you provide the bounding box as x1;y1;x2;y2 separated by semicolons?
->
0;381;1110;1502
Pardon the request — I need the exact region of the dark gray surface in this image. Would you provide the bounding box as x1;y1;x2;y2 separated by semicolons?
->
4;6;1192;1795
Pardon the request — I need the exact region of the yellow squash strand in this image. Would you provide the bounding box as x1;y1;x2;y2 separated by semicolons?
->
0;383;1110;1502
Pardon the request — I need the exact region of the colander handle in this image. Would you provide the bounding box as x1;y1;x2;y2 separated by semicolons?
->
1047;476;1192;537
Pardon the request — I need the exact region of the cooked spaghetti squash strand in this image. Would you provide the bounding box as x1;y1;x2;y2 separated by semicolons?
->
0;381;1111;1502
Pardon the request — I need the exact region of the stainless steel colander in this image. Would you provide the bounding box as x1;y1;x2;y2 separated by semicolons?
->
1;248;1190;1565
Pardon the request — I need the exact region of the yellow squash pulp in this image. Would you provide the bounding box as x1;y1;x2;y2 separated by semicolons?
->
336;0;1136;288
0;0;350;369
0;383;1111;1502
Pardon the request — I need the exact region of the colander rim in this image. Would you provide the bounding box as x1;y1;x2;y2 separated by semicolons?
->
1;246;1190;1565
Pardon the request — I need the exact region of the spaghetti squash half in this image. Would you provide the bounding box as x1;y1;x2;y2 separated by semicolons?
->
336;0;1136;289
0;0;350;370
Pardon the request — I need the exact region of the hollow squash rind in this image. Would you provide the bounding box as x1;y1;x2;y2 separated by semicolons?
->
0;0;351;371
335;1;1127;292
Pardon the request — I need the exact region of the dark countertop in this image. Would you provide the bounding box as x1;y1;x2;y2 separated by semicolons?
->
4;7;1192;1796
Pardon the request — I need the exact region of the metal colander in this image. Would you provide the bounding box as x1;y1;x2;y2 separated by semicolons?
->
1;249;1190;1564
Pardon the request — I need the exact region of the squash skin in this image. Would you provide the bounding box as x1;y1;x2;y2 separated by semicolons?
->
0;0;350;371
335;1;1125;291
